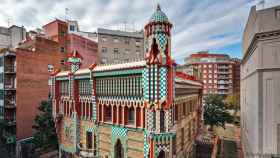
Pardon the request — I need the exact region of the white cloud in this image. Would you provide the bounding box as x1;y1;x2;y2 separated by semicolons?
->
0;0;279;62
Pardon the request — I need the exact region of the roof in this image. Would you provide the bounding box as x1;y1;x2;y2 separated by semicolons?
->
150;4;169;23
175;72;203;86
42;19;67;28
97;28;143;39
56;60;146;77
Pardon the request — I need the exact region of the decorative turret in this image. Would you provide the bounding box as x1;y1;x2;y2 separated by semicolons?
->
67;50;83;73
143;4;175;136
144;4;173;65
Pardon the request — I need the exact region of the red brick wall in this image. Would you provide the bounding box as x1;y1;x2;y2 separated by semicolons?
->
15;39;62;140
67;33;99;68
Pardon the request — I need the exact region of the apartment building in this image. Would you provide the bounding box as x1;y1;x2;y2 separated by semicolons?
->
0;36;63;157
0;25;26;48
241;5;280;157
43;19;98;68
184;51;240;96
97;28;144;64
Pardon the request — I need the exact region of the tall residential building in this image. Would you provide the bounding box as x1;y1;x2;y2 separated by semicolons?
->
51;5;203;158
0;36;63;157
184;51;240;96
43;19;99;68
97;28;144;64
0;25;26;48
241;5;280;157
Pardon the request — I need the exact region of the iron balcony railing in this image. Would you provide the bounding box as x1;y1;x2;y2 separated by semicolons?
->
4;66;16;73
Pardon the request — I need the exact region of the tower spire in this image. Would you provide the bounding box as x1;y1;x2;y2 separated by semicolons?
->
156;3;161;11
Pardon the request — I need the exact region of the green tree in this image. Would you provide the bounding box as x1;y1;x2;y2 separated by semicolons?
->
32;100;58;150
203;94;233;131
225;93;240;122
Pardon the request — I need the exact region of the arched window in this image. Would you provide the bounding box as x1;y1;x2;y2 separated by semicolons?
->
128;107;135;125
104;105;112;122
160;110;165;132
114;139;124;158
158;150;165;158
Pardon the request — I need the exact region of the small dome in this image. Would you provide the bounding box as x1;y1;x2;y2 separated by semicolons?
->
150;4;169;23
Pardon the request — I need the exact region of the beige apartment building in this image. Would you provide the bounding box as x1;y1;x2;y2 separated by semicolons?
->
97;28;144;64
241;5;280;157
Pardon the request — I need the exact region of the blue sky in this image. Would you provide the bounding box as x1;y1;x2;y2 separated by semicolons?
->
0;0;279;63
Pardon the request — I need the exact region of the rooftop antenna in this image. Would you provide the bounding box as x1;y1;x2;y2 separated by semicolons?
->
65;8;69;21
124;20;127;32
7;18;11;27
258;0;265;9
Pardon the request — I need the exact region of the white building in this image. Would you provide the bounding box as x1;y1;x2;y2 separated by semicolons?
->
241;5;280;157
0;25;26;48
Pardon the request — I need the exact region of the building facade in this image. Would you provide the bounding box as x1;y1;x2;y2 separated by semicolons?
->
184;51;240;96
0;25;26;48
97;28;144;64
51;5;203;158
43;19;99;68
241;5;280;157
0;36;63;157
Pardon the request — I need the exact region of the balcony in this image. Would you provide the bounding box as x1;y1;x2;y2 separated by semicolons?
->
217;71;230;74
218;86;229;89
4;66;16;74
4;84;16;90
5;117;16;125
218;66;229;69
5;103;16;109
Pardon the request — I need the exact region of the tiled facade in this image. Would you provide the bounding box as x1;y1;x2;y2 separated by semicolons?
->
51;5;203;158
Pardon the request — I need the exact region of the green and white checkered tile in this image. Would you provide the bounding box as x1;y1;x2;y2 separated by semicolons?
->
112;126;127;137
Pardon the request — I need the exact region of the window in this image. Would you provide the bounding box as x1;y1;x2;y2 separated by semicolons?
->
214;80;217;83
104;105;112;122
203;80;206;83
209;65;212;68
86;132;93;149
135;39;141;47
124;38;130;44
276;9;280;19
70;25;75;31
101;36;107;42
208;80;212;83
102;47;107;53
60;47;65;53
60;60;65;65
128;107;135;125
79;80;91;96
181;128;184;149
0;73;3;83
160;110;165;132
124;49;130;55
204;65;207;68
114;48;119;58
209;70;212;73
101;58;107;64
48;64;54;72
203;75;207;78
113;37;119;43
0;58;3;67
60;31;65;36
136;50;141;58
203;70;207;73
209;75;212;78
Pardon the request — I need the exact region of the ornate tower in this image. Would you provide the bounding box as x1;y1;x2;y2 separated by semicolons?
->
143;4;175;158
